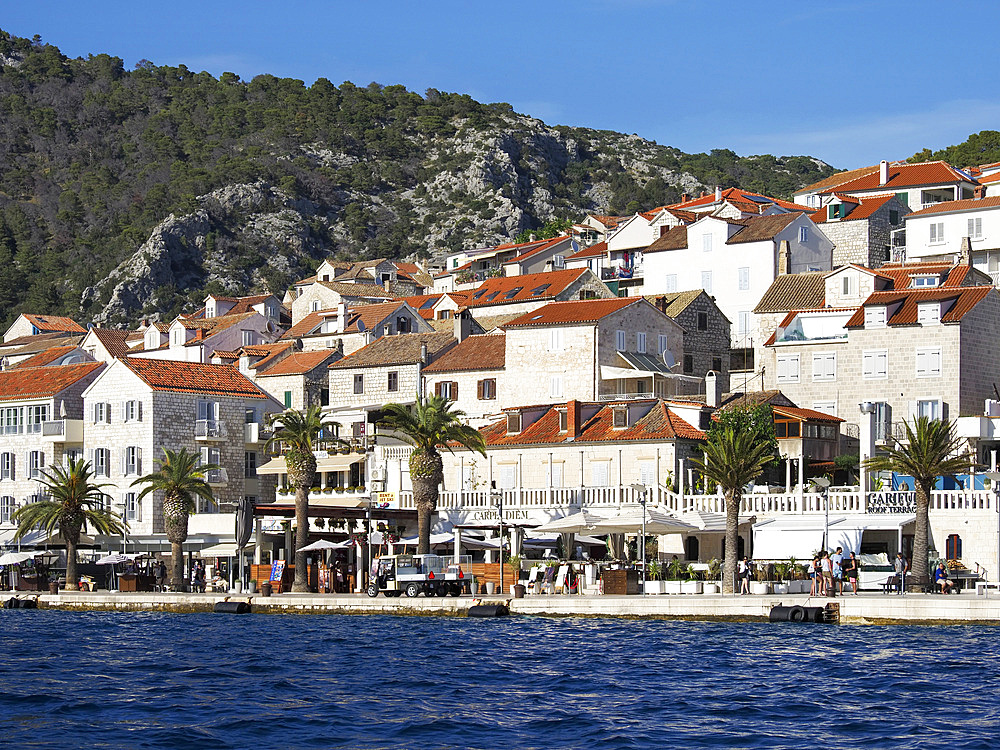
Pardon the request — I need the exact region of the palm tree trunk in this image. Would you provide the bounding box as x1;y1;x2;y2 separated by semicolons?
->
912;482;931;582
723;490;740;594
410;451;442;555
171;541;185;590
292;483;310;592
64;537;78;590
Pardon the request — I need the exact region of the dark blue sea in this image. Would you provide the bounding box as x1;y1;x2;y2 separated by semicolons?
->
0;611;997;749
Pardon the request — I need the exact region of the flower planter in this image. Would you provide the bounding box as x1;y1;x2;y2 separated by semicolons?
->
681;580;703;594
664;580;682;594
643;580;664;595
749;581;771;595
773;583;789;595
702;583;720;594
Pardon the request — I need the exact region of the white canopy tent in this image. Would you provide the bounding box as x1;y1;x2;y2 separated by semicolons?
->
752;514;915;560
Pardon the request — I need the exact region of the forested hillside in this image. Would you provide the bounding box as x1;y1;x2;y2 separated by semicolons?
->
910;130;1000;169
0;30;837;325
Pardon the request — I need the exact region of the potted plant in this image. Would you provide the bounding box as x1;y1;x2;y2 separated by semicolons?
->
703;558;721;594
665;558;684;594
681;563;703;594
750;564;771;595
508;554;525;597
644;560;663;594
773;562;790;594
334;485;345;494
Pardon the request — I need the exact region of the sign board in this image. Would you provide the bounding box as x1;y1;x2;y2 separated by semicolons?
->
371;491;398;510
866;492;916;514
269;560;286;582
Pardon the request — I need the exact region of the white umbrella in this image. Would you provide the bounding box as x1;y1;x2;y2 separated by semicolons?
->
299;539;351;552
0;552;35;566
96;554;128;565
396;532;457;547
599;507;698;534
533;510;609;534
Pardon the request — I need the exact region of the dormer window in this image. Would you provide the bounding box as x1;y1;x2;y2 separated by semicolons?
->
828;204;844;220
911;275;940;288
506;412;522;434
918;302;941;325
612;407;628;428
557;409;568;432
864;306;887;328
206;303;216;318
171;328;184;346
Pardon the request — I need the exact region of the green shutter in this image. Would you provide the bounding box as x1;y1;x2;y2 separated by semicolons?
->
895;192;908;207
283;391;292;408
828;205;836;219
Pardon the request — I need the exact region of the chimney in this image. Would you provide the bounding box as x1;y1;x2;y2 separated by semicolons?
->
567;399;582;438
654;295;667;314
420;343;428;363
778;240;790;275
705;370;722;409
384;278;392;292
959;236;972;265
714;186;722;201
335;301;347;333
681;193;689;203
879;160;889;186
453;308;472;342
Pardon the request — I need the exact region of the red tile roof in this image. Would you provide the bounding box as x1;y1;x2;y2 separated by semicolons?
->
344;302;413;334
399;294;445;319
670;187;813;214
463;268;593;308
422;334;505;373
0;362;104;401
11;346;82;368
23;314;86;334
90;328;132;359
754;273;827;313
0;332;84;354
122;359;274;399
328;332;455;369
282;310;330;339
773;405;844;423
977;171;1000;185
644;226;688;254
810;194;898;224
226;294;278;315
502;236;571;265
905;195;1000;218
503;297;640;327
566;241;607;261
478;400;704;446
243;342;296;371
874;262;972;289
796;165;880;196
178;311;258;337
845;286;994;327
589;215;626;228
257;349;341;376
726;213;800;244
819;161;976;194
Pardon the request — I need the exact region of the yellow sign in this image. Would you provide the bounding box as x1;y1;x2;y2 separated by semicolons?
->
373;491;398;509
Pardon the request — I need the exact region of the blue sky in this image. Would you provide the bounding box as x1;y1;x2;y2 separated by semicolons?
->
4;1;999;169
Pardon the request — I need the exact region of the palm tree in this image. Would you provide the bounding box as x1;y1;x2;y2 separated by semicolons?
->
379;394;486;554
13;459;125;590
690;425;775;594
132;448;218;591
264;405;337;592
863;416;975;582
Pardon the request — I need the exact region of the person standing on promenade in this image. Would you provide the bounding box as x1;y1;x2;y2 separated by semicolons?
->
808;556;818;596
894;552;908;594
845;552;861;595
155;560;167;592
820;551;834;597
738;556;750;594
831;546;844;595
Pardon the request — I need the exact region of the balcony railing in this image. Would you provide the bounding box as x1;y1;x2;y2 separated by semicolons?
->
195;420;227;440
204;467;228;485
244;422;272;444
843;421;905;442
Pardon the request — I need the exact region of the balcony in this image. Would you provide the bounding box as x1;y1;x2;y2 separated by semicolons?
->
204;467;228;486
601;265;643;281
244;422;271;444
41;419;84;443
195;420;227;441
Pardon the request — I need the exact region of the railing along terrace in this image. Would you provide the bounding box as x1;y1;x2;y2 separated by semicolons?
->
41;420;66;436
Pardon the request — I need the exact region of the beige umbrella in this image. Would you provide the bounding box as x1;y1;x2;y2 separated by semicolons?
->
533;510;609;534
598;507;698;534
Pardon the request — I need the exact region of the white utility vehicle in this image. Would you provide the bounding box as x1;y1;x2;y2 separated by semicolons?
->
367;553;474;597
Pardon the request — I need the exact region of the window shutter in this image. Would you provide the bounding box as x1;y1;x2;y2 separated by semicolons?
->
121;401;127;422
121;451;127;476
435;382;442;397
9;454;14;481
88;449;94;470
452;382;458;399
137;402;142;422
477;380;484;399
137;448;141;476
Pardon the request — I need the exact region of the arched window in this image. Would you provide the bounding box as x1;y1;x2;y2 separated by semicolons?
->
945;534;962;560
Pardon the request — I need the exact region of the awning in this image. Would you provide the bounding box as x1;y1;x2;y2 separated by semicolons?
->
196;543;246;558
752;514;915;560
600;352;702;382
256;455;363;475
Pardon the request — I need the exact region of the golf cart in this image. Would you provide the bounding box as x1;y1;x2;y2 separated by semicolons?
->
367;553;473;597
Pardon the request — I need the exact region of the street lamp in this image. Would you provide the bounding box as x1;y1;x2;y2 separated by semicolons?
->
630;483;648;594
985;471;1000;597
367;477;386;593
490;488;504;595
812;477;831;552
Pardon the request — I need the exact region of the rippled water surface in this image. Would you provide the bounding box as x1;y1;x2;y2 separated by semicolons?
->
1;610;998;749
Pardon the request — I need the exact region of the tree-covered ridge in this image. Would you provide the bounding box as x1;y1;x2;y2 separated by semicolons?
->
0;30;836;327
909;130;1000;169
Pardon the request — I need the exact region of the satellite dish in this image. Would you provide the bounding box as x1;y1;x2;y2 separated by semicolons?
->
357;319;366;332
571;240;580;254
662;350;676;369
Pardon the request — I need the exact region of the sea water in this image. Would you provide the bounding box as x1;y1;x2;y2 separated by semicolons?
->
0;611;997;749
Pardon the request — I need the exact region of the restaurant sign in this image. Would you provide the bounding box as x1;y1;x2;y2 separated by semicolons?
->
866;491;916;514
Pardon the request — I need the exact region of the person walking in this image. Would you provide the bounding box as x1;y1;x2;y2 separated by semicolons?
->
738;556;750;595
807;556;818;596
894;552;908;595
820;551;834;597
845;552;861;595
831;546;844;595
155;560;167;592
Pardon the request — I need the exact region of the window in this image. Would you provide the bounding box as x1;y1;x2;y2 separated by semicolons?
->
549;329;565;352
477;378;497;400
828;204;842;220
929;222;944;243
873;402;892;441
310;299;321;312
171;328;184;346
591;461;609;486
946;534;962;560
122;446;142;477
842;276;851;295
1;407;23;435
0;496;14;524
245;451;257;478
737;311;751;336
123;400;142;423
612;407;628;428
124;492;140;522
549;376;563;398
26;451;44;479
776;354;800;383
702;234;713;252
546;460;564;488
697;312;708;331
812;352;836;381
968;217;982;238
242;330;255;347
353;374;364;394
862;349;888;380
502;287;523;300
92;402;111;424
64;448;82;466
917;399;942;420
889;210;900;225
864;306;887;328
664;274;678;293
918;303;939;325
0;452;13;480
435;381;457;399
636;332;646;354
683;355;693;374
506;412;521;434
25;405;48;434
616;330;626;351
712;357;723;372
92;448;110;477
387;371;399;392
283;391;292;408
639;460;656;487
912;275;940;288
531;284;551;297
658;334;669;355
799;226;809;243
738;267;750;291
557;409;568;432
895;192;908;207
552;254;565;269
916;347;942;378
701;271;712;295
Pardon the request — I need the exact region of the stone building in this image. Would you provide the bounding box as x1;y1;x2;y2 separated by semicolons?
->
647;290;731;392
254;349;343;411
281;301;433;354
458;268;615;317
810;194;909;267
421;332;506;428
